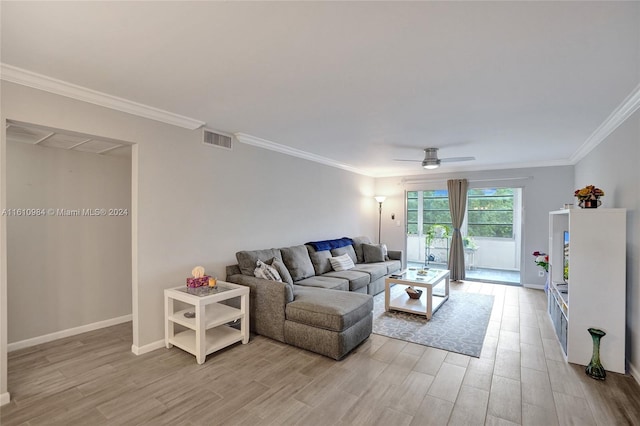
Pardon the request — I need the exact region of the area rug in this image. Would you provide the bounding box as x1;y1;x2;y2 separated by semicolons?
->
372;288;494;357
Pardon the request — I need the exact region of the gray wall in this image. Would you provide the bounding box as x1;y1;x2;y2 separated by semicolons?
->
374;166;575;287
574;109;640;375
6;141;132;343
0;81;376;356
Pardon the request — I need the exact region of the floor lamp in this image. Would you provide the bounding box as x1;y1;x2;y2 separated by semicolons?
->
374;196;386;244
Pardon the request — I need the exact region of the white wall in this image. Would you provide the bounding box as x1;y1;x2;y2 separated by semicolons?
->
574;109;640;377
374;166;575;286
6;140;132;343
0;80;377;393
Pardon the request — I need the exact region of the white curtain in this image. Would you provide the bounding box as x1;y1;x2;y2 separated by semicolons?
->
447;179;468;281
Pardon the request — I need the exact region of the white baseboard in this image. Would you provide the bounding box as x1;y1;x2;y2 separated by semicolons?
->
0;392;10;406
629;362;640;386
8;314;132;352
131;339;164;356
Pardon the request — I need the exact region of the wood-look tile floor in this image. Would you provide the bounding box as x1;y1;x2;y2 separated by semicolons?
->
2;281;640;425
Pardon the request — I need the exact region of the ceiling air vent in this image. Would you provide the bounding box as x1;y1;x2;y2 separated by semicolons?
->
202;128;233;150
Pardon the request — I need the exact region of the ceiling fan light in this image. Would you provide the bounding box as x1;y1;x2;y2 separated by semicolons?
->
422;158;441;169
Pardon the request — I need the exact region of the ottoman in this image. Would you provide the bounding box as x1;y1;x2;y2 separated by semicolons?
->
284;286;373;360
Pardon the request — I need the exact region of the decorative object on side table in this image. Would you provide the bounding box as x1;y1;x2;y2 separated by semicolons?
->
187;265;211;288
585;328;607;380
574;185;604;209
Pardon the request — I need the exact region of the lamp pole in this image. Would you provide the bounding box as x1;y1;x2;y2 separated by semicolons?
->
374;196;386;244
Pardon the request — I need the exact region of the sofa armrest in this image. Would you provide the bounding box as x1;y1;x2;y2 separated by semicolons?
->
225;273;291;342
388;250;404;264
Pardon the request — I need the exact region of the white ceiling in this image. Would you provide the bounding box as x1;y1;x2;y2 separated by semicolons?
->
6;122;132;158
1;1;639;177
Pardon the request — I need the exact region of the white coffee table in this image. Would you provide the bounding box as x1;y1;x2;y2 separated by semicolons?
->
384;269;450;319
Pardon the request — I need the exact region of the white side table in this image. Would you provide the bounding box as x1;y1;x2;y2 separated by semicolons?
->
164;281;249;364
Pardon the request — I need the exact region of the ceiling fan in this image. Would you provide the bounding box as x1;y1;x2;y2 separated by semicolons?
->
395;148;475;170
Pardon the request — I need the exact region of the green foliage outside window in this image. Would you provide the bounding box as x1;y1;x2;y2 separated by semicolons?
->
422;190;452;234
407;188;516;239
467;188;514;238
406;191;419;234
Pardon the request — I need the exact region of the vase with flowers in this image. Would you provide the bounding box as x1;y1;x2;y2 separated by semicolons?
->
574;185;604;209
533;251;550;292
532;251;549;272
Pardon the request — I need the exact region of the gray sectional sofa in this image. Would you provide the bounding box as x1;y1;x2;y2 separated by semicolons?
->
225;236;403;359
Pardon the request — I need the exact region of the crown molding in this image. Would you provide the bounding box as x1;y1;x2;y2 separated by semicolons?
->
375;158;572;178
0;63;205;130
570;83;640;164
234;133;374;177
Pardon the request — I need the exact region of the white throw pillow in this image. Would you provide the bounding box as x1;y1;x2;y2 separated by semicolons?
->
329;253;355;271
254;259;283;282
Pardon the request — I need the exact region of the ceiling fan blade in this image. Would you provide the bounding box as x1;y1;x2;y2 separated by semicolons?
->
393;159;423;162
440;156;475;163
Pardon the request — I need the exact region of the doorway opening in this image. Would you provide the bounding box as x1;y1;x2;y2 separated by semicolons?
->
5;121;134;351
406;187;522;285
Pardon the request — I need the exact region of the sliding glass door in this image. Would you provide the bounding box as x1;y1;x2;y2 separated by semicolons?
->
406;187;522;284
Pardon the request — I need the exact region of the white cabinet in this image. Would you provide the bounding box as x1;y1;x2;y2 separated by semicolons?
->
548;208;626;374
164;282;249;364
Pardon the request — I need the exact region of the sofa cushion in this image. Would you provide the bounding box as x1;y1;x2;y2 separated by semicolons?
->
322;270;370;292
306;245;333;275
254;259;282;281
236;248;282;277
329;253;355;272
281;245;315;282
271;258;294;288
287;287;373;332
383;259;402;275
295;276;349;291
352;263;388;282
351;236;372;263
362;244;386;263
331;245;357;264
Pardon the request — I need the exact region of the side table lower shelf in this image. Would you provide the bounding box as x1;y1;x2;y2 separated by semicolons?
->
169;326;244;358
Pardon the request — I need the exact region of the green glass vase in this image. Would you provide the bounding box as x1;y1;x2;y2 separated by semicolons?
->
585;328;606;380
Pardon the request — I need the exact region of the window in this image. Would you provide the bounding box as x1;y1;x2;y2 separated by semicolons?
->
407;191;419;234
467;188;514;238
422;190;452;234
406;187;516;239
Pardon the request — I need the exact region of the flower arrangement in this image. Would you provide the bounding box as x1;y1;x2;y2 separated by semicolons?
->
532;251;548;272
574;185;604;201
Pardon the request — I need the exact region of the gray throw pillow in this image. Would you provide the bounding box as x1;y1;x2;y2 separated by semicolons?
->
280;245;315;282
236;248;282;276
306;245;333;275
351;236;372;263
363;243;386;263
331;245;357;264
270;258;294;287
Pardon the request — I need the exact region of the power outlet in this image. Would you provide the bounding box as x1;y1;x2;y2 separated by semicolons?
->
538;270;545;277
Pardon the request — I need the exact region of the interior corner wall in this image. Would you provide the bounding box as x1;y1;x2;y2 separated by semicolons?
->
0;81;376;356
374;165;575;286
1;115;8;404
6;141;132;343
574;109;640;376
